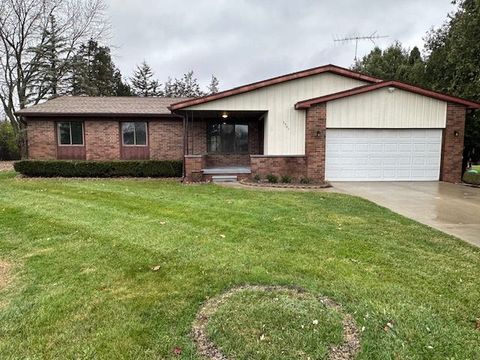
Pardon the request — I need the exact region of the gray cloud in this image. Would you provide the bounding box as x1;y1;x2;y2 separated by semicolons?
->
106;0;454;89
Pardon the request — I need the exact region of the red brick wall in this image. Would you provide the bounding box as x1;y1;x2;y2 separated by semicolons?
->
150;120;183;160
84;121;120;160
440;103;466;183
57;146;86;160
27;120;56;159
27;117;185;161
250;155;307;178
305;103;326;181
187;120;207;155
120;146;149;160
204;154;251;167
184;155;203;182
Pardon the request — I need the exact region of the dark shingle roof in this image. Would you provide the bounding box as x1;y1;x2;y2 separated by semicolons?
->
16;96;190;117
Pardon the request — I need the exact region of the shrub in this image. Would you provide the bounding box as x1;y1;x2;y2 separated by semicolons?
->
14;160;183;178
280;175;292;183
266;174;278;183
253;174;261;182
463;171;480;185
299;177;312;184
0;121;20;160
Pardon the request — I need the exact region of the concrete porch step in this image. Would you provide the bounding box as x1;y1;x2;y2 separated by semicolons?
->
202;167;251;175
212;175;238;183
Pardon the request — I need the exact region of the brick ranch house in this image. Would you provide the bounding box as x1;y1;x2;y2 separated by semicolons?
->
17;64;480;183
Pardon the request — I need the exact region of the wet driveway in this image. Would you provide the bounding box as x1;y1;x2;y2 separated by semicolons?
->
332;182;480;247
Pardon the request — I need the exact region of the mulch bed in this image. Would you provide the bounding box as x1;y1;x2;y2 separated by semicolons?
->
240;179;331;189
192;285;360;360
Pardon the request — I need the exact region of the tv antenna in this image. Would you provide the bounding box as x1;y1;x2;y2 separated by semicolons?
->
334;31;389;62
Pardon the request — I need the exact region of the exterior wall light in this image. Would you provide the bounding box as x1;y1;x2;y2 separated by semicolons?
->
222;112;228;119
454;130;460;137
388;87;396;93
316;130;321;137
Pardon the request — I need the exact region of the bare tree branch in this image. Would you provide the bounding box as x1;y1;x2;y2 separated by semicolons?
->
0;0;110;155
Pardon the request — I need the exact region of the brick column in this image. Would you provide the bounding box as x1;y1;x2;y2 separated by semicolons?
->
184;155;204;182
440;103;466;183
305;103;326;181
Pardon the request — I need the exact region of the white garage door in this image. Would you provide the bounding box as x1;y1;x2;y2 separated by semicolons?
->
325;129;443;181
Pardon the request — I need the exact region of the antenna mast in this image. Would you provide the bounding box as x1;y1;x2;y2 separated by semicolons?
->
334;31;389;62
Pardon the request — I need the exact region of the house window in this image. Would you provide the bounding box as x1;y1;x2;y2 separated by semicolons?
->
57;122;84;145
207;123;248;153
122;122;147;146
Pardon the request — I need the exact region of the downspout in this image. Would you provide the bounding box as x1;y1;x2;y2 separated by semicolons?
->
182;111;187;180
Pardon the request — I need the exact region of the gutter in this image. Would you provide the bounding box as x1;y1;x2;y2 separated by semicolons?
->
14;112;184;118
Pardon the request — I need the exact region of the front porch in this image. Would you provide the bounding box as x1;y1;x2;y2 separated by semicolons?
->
182;110;265;181
179;109;314;183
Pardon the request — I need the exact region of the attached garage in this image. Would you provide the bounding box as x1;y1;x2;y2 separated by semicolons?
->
296;79;480;183
325;129;443;181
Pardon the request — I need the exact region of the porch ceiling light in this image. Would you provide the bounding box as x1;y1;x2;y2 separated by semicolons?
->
222;112;229;119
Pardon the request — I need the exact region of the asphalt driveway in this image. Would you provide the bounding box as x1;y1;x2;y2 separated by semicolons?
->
332;181;480;247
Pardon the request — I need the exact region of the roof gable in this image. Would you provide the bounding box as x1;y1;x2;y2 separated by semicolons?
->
295;81;480;109
169;64;381;111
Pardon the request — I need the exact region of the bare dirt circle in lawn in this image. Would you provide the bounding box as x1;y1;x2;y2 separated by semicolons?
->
192;285;360;360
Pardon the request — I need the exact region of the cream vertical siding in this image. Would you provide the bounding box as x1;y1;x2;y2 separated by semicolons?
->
183;73;368;155
326;88;447;129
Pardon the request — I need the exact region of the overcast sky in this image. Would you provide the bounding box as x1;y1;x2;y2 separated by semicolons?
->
105;0;455;90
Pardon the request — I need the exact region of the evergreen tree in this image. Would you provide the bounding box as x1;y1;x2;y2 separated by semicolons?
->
163;71;206;97
113;70;132;96
131;61;161;96
69;40;131;96
163;77;176;97
424;0;480;164
207;75;220;94
29;15;68;99
353;42;425;86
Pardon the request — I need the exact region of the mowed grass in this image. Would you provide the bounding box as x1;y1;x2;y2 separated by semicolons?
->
206;289;345;359
0;171;479;359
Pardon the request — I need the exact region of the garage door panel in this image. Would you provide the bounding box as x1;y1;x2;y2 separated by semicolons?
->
326;129;442;181
426;143;441;152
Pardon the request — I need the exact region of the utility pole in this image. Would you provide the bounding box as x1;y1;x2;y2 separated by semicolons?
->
334;31;389;62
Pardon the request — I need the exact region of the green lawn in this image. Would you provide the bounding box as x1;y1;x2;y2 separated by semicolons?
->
473;164;480;172
0;171;479;359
